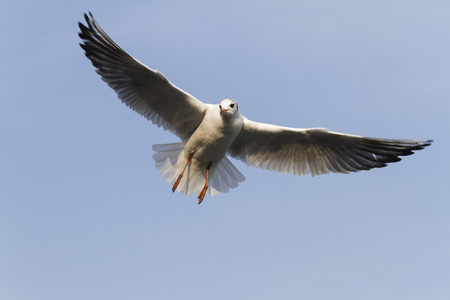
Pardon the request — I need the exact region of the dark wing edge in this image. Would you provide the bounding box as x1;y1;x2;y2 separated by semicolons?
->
228;119;433;177
78;12;207;140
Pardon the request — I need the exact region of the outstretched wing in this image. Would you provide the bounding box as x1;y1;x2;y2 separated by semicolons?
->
228;119;432;176
78;12;208;141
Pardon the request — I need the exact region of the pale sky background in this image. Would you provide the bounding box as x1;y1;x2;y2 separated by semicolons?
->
1;1;449;299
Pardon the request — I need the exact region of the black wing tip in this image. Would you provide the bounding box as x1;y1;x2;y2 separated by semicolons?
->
78;12;91;37
399;140;432;156
78;12;96;34
411;139;433;151
423;139;433;146
83;11;94;22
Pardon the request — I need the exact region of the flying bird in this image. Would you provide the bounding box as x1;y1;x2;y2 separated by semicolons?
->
78;13;432;204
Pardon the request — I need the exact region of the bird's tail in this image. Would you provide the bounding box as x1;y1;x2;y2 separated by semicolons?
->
152;142;245;197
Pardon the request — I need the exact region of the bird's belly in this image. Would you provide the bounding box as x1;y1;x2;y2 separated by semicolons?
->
184;129;237;165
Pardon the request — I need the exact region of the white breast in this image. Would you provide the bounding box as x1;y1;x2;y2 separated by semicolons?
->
184;106;243;165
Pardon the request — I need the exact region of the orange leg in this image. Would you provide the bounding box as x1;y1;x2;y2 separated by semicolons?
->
172;153;193;192
197;162;212;205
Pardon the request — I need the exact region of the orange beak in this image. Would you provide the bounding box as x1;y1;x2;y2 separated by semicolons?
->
220;108;228;115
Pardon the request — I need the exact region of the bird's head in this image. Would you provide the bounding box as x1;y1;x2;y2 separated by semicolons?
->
219;98;239;117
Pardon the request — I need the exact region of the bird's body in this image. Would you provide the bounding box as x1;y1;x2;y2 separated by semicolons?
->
152;99;246;202
78;13;432;204
185;99;243;166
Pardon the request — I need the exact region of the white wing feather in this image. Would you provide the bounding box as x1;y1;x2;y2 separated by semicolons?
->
78;13;207;141
229;118;432;177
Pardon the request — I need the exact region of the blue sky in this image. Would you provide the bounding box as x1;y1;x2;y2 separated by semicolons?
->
1;0;449;299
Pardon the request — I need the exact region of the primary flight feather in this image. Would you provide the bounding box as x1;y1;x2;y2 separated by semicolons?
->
78;13;432;204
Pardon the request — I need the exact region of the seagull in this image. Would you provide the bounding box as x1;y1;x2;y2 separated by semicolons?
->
78;13;432;204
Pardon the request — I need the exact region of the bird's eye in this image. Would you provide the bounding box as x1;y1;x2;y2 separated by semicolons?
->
219;105;222;109
230;103;235;108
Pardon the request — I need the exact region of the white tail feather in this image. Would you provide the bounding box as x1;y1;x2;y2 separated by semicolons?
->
152;142;245;197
